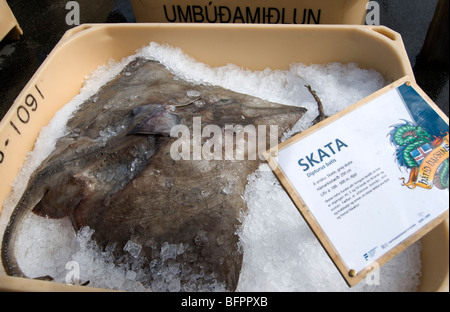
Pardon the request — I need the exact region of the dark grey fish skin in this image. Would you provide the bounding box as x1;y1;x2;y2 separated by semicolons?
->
2;58;306;291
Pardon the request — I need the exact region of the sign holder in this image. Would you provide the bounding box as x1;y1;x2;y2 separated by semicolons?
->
265;76;449;287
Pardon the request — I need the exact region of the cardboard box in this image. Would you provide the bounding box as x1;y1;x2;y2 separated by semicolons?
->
0;0;22;41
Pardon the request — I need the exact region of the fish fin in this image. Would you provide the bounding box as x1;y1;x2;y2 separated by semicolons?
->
33;275;54;281
32;177;85;219
128;110;180;136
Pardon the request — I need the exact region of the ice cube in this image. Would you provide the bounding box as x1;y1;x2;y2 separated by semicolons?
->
123;240;142;258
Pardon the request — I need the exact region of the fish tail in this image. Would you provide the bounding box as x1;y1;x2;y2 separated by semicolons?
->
2;205;28;278
1;178;47;278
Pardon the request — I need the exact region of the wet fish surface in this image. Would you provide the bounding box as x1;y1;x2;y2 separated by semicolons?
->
2;58;306;291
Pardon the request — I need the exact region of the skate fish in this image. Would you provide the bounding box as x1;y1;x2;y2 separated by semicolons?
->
2;58;306;291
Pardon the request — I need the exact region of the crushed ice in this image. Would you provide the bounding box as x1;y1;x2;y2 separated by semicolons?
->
236;164;422;292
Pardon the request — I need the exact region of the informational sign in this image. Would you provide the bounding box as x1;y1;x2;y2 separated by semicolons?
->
265;77;449;286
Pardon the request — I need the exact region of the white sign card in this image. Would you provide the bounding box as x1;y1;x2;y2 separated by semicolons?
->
265;77;449;287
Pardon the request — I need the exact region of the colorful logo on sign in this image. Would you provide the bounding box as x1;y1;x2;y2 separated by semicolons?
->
389;120;449;190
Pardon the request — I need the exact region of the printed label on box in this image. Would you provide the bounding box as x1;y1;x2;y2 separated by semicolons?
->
130;0;368;25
